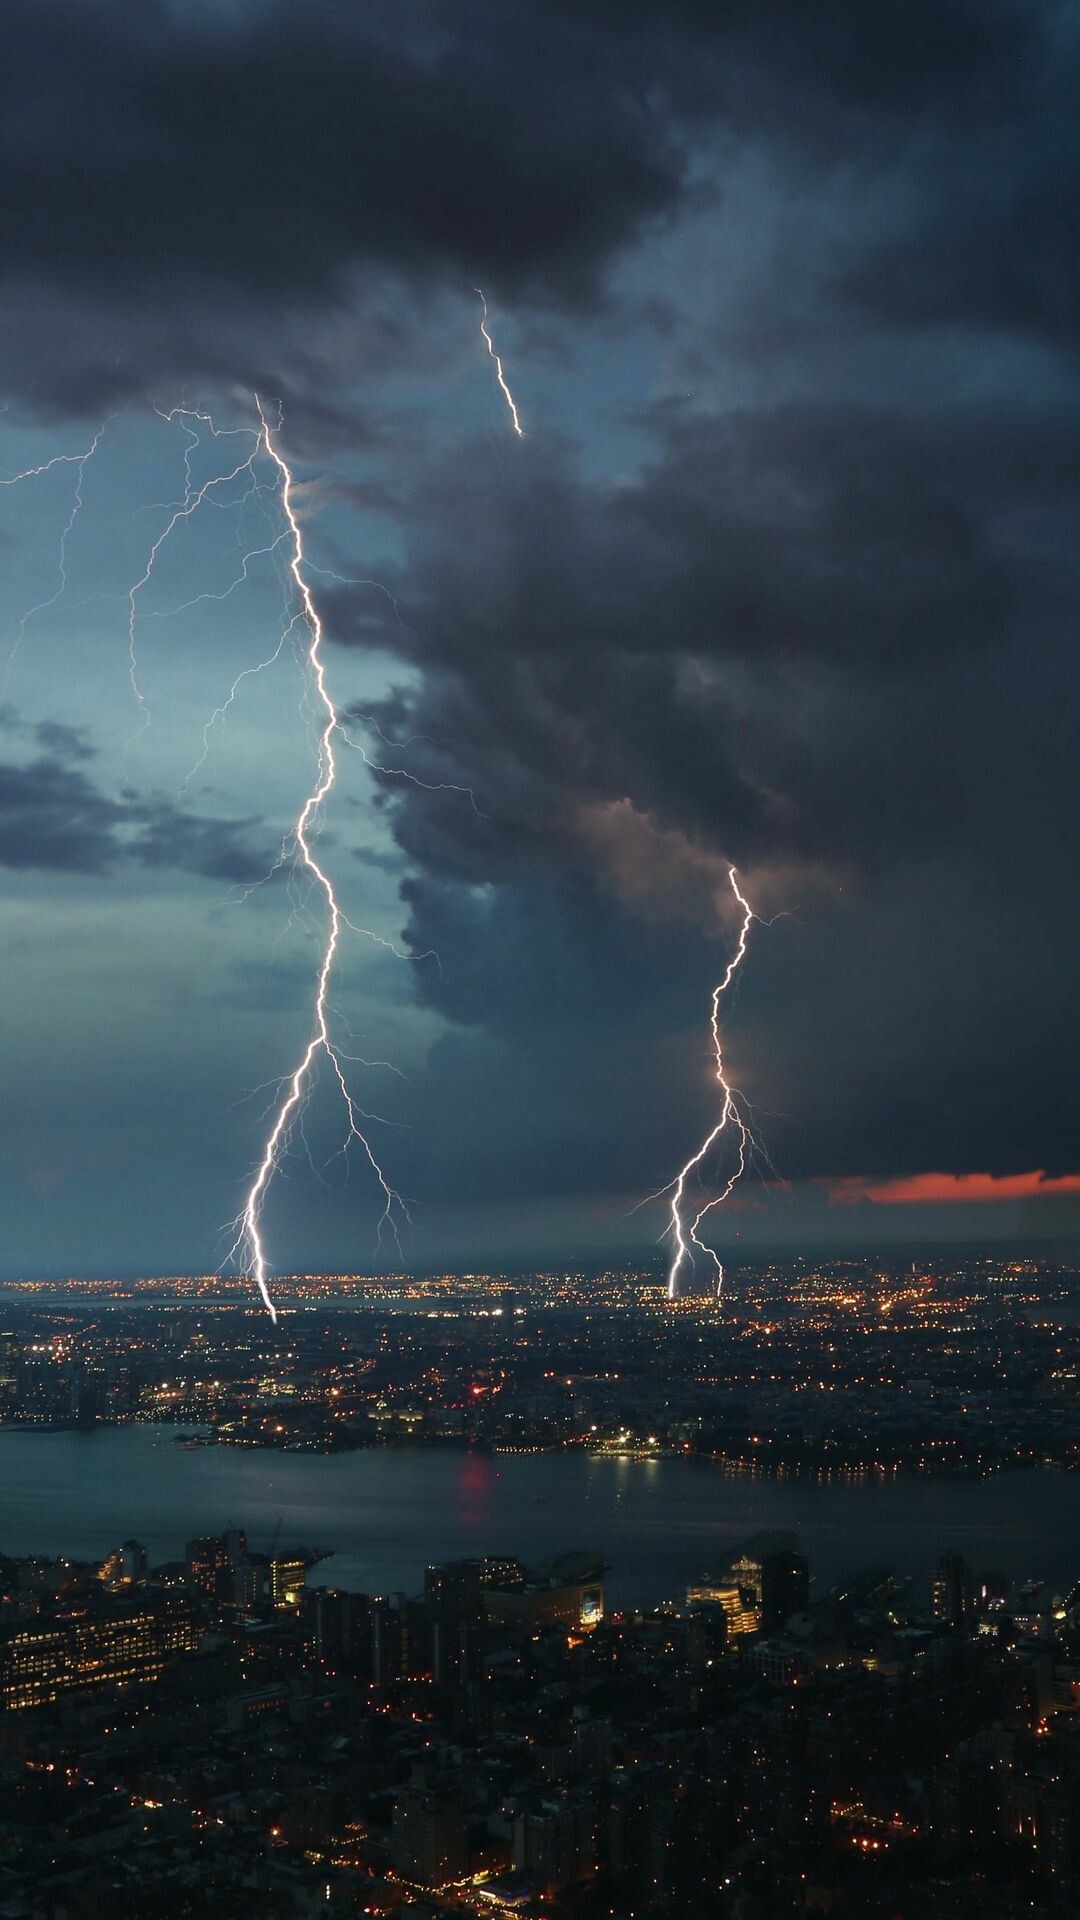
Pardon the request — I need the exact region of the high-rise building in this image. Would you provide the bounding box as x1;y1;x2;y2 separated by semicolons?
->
425;1560;487;1691
97;1539;149;1593
761;1551;810;1630
392;1769;468;1886
372;1594;429;1686
0;1329;19;1394
311;1587;372;1676
229;1555;270;1611
690;1533;807;1640
686;1581;758;1640
186;1528;247;1598
513;1795;594;1895
931;1552;970;1629
268;1551;308;1610
728;1551;766;1608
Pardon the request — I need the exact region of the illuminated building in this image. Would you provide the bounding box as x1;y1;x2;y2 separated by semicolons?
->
480;1554;526;1589
97;1538;149;1593
269;1552;308;1609
185;1527;247;1597
931;1551;970;1629
185;1529;316;1613
0;1595;199;1710
686;1581;758;1640
0;1328;18;1393
728;1551;766;1610
690;1534;808;1640
483;1555;604;1634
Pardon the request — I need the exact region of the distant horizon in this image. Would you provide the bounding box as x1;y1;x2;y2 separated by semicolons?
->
1;1235;1077;1288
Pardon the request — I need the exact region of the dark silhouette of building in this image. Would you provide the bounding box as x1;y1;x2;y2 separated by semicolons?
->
424;1559;487;1693
311;1586;372;1676
372;1593;429;1686
392;1767;468;1886
761;1550;810;1630
513;1793;593;1895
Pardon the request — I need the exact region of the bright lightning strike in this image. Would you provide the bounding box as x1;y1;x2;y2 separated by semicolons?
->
475;289;525;437
1;399;447;1327
226;398;410;1323
660;866;759;1301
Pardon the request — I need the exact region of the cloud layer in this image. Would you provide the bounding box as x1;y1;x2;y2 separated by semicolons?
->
0;0;1076;1268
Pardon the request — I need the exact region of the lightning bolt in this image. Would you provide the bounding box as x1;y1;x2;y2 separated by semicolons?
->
475;289;525;437
179;611;302;798
1;426;108;683
2;399;446;1326
225;398;411;1323
339;721;481;813
660;865;759;1301
126;430;262;729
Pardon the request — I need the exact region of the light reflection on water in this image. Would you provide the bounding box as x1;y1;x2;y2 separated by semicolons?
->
1;1426;1076;1606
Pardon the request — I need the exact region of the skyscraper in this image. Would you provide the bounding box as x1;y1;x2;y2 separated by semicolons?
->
931;1552;970;1629
392;1768;468;1886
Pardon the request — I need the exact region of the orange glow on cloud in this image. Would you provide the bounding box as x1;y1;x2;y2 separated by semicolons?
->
827;1170;1080;1207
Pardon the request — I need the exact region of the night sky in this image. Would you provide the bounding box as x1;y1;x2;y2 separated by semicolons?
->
1;0;1077;1278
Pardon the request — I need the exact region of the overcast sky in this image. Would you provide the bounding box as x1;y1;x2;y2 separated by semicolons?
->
0;0;1077;1280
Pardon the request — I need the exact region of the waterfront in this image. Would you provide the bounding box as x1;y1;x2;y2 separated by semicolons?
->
4;1427;1080;1606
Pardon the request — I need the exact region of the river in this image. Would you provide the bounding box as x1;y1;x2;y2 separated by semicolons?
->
3;1427;1079;1607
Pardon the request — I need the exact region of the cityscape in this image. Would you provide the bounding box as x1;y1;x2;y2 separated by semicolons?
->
3;1261;1080;1915
2;0;1077;1916
3;1259;1080;1476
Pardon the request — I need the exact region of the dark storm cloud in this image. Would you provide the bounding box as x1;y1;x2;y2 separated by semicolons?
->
2;1;685;303
325;394;1080;874
0;0;690;418
318;372;1080;1195
3;0;1077;1247
2;0;1074;417
0;753;270;883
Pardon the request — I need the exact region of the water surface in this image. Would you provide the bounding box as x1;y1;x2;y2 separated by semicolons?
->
2;1428;1077;1606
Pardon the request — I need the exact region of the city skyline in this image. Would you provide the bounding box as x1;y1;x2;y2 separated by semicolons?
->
4;12;1079;1916
4;1247;1080;1917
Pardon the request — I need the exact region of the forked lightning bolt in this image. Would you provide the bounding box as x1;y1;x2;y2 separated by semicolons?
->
225;398;410;1322
475;289;525;437
126;431;262;728
662;866;758;1300
1;427;108;683
2;286;529;1311
3;400;420;1325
